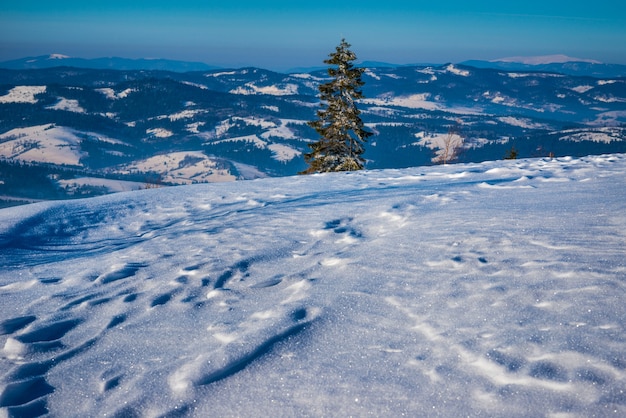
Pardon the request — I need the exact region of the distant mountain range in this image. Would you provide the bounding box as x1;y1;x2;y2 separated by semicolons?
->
1;57;625;207
2;54;626;77
461;57;626;78
0;54;220;72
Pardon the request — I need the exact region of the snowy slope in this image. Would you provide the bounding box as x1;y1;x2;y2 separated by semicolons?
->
0;125;87;166
1;155;625;417
116;151;236;184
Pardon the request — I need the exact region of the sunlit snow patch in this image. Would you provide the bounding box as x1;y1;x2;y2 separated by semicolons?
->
0;124;86;165
0;86;46;103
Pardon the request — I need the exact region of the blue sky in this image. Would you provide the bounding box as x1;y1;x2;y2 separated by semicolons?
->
2;1;625;70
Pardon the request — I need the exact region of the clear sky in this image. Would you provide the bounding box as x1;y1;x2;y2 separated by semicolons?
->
2;1;625;70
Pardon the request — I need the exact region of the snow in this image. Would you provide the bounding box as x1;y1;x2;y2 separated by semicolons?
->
506;73;533;78
498;116;551;130
445;64;470;77
231;162;268;180
506;72;564;79
1;154;625;417
594;95;626;104
58;177;145;193
0;125;85;166
146;128;174;138
208;116;304;162
212;134;266;148
590;111;626;126
181;81;209;90
229;83;299;96
267;143;302;162
157;109;204;122
116;151;236;184
212;119;235;138
0;86;47;104
363;95;484;115
186;122;205;134
205;71;237;78
553;128;626;144
363;106;403;117
210;134;299;162
259;120;299;141
261;105;279;112
213;117;277;139
96;88;136;100
494;55;602;65
46;97;86;113
483;90;508;104
289;73;324;80
572;85;595;94
413;131;466;162
364;94;440;111
363;69;381;80
287;99;318;108
238;117;275;130
598;80;619;86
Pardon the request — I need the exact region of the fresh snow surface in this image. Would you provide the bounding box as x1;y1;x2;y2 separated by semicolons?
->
1;154;625;417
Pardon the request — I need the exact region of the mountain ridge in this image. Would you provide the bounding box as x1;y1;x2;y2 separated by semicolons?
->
461;59;626;78
0;54;220;73
2;54;626;78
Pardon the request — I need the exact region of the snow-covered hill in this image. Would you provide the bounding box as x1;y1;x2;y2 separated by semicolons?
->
2;63;626;206
1;154;625;417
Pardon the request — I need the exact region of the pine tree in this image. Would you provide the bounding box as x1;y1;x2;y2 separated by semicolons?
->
301;39;373;174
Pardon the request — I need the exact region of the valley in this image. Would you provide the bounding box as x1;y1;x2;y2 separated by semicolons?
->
1;61;625;207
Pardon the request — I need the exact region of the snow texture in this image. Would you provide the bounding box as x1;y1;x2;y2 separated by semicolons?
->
1;154;625;417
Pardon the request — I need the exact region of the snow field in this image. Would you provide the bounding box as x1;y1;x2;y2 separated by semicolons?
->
0;154;625;417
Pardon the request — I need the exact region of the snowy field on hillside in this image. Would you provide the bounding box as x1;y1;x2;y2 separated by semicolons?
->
1;154;625;417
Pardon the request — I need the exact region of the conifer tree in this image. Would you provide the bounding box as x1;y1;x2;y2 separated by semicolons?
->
301;39;372;174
